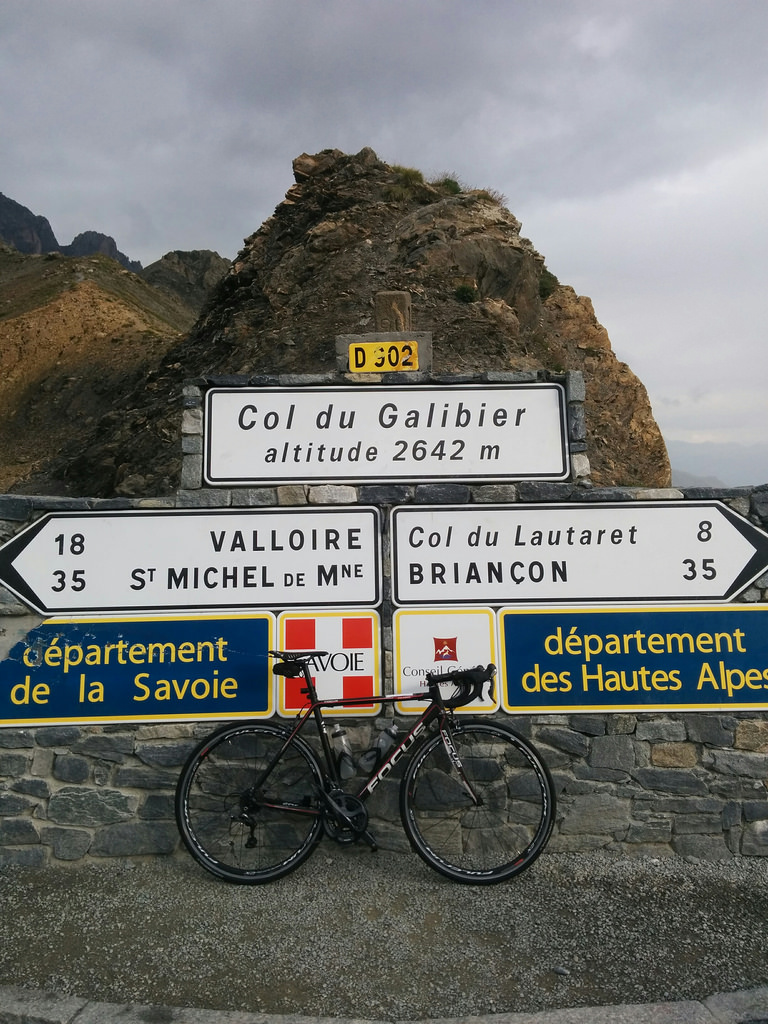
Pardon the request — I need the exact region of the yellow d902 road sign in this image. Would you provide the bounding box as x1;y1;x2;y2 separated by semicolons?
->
349;340;419;372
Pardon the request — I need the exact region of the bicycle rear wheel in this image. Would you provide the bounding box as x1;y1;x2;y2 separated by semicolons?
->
175;721;323;883
400;719;555;884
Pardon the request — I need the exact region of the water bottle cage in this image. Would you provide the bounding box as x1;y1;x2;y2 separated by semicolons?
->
425;664;496;709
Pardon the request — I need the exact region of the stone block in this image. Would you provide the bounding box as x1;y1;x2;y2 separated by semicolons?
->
535;727;590;757
517;482;575;502
743;799;768;821
673;812;723;834
672;834;731;861
42;825;92;860
0;846;46;867
180;453;203;489
53;753;90;783
0;495;32;520
742;820;768;856
47;787;137;826
0;752;31;776
113;765;179;789
181;434;203;454
558;793;631;835
651;742;698;768
181;407;203;434
0;792;33;815
177;488;231;507
685;715;735;746
626;819;672;843
707;749;768;779
139;793;175;820
735;720;768;752
0;728;34;748
472;484;519;503
589;734;635;772
569;715;606;736
632;767;709;796
11;777;50;799
307;484;358;505
566;370;586;403
73;732;135;762
231;487;277;506
90;821;179;857
276;484;308;505
134;740;196;767
0;817;40;845
34;725;83;747
635;719;686;742
359;484;414;505
570;452;590;479
414;483;471;504
568;405;586;443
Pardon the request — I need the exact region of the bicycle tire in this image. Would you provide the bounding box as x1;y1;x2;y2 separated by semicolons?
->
400;718;555;884
175;721;324;884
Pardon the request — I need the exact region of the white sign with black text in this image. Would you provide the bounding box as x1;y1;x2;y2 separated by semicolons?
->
391;502;768;605
0;508;382;614
204;384;568;484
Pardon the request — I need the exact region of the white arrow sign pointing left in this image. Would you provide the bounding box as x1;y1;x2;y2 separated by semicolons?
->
0;508;381;614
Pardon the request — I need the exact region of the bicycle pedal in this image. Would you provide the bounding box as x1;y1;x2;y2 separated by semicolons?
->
363;830;378;852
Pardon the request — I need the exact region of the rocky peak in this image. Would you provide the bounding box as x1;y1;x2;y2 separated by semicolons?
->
61;230;141;272
186;147;669;487
140;250;232;312
0;193;140;269
0;192;59;254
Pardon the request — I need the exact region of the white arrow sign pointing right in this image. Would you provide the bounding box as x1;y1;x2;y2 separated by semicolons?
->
391;501;768;605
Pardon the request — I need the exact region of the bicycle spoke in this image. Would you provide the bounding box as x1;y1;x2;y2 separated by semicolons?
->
176;723;323;883
401;721;555;884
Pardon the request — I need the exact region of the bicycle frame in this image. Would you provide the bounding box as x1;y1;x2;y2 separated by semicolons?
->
283;689;442;796
259;659;458;807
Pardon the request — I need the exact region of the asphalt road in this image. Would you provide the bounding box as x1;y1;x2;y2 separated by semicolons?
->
1;846;768;1020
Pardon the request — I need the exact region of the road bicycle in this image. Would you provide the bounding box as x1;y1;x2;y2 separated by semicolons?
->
175;650;556;885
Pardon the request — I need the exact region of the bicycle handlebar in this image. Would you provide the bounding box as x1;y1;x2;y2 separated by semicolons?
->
268;651;496;708
425;664;496;708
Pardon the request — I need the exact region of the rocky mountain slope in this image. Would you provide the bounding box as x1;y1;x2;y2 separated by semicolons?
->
1;149;669;497
0;243;228;493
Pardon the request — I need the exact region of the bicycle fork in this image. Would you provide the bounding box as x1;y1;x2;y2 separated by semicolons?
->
438;722;484;806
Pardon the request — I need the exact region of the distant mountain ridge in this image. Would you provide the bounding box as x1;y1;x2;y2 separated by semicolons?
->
0;192;141;271
667;439;768;488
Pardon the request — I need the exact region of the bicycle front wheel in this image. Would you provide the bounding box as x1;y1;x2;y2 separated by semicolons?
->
175;722;324;884
401;719;555;884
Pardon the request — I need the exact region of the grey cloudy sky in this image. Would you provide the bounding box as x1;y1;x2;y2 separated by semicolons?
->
2;0;767;483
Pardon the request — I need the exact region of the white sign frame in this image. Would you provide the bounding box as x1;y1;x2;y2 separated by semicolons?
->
204;384;569;485
0;508;382;614
390;502;768;606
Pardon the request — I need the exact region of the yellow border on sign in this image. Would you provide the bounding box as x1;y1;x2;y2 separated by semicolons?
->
276;609;382;717
1;611;276;727
393;606;498;714
499;603;768;715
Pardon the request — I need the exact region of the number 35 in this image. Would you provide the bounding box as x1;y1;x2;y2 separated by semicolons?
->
682;558;716;580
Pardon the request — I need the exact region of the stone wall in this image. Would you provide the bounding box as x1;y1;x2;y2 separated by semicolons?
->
1;370;767;868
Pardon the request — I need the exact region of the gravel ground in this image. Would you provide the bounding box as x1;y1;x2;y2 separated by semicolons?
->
1;847;767;1019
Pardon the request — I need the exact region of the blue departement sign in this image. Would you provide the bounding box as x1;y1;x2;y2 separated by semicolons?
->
0;613;275;727
500;604;768;714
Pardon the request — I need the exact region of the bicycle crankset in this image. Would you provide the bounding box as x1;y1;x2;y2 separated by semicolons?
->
322;790;369;845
